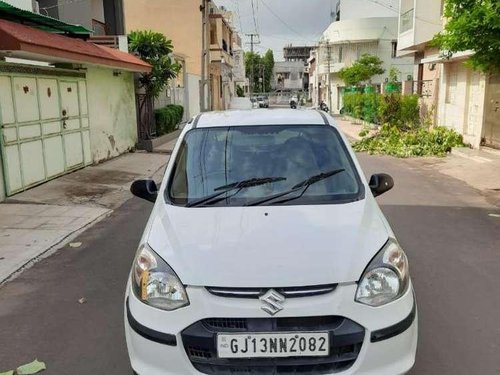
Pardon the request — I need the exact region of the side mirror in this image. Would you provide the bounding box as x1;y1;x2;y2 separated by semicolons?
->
369;173;394;197
130;179;158;203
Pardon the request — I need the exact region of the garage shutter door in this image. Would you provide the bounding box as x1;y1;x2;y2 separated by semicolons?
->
0;70;91;196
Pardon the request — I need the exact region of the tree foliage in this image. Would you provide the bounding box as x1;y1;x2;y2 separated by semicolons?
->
432;0;500;73
245;49;275;93
338;54;385;86
262;50;275;92
353;125;464;157
128;30;181;98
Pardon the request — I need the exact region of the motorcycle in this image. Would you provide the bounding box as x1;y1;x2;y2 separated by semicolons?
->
290;100;297;109
320;101;329;113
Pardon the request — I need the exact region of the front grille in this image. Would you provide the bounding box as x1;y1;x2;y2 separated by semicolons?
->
181;316;364;374
206;284;338;299
204;318;248;330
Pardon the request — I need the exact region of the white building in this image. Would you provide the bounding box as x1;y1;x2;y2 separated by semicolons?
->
273;61;306;92
2;0;32;11
397;0;500;148
313;0;414;113
233;48;249;95
337;0;399;19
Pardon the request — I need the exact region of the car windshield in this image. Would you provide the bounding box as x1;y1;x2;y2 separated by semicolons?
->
168;125;363;206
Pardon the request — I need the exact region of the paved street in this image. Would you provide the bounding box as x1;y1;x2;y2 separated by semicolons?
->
0;153;499;374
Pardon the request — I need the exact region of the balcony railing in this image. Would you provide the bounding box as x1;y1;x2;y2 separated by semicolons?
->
89;35;120;49
400;8;414;33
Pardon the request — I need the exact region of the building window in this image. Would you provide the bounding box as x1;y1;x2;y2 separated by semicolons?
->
220;76;223;98
339;46;343;62
400;8;414;33
391;41;398;58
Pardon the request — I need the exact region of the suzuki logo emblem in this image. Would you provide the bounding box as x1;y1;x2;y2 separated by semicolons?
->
260;289;285;316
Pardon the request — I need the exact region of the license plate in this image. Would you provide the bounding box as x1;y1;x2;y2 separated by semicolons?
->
217;332;329;358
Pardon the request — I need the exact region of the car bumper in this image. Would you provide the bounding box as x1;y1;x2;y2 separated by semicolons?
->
125;283;417;375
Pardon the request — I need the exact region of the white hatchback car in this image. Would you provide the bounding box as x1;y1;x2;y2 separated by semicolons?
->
126;109;418;375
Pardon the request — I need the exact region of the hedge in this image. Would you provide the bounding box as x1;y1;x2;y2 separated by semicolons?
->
155;104;184;136
343;93;420;130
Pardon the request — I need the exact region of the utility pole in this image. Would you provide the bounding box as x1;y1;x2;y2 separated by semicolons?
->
326;41;332;113
257;63;265;93
316;44;321;107
200;0;211;111
262;65;266;93
246;33;259;96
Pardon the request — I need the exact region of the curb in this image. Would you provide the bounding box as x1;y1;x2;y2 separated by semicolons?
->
0;208;113;286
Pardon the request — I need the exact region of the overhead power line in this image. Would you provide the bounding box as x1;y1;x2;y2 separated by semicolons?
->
251;0;259;34
259;0;309;41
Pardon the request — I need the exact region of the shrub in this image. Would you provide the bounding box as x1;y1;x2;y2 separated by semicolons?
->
399;95;420;129
353;125;463;157
378;93;401;127
155;104;184;135
343;92;420;129
362;93;380;124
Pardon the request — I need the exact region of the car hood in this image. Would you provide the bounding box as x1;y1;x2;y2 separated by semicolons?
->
147;198;388;287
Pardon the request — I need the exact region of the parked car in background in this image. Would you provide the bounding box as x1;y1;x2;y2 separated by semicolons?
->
257;95;269;108
229;97;253;110
127;109;418;375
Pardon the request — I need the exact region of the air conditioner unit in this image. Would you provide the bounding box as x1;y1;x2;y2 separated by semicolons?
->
32;0;40;13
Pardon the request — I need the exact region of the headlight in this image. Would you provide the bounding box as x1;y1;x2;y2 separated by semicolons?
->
355;239;409;307
131;244;189;311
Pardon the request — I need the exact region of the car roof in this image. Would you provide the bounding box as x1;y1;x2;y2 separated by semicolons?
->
194;109;330;128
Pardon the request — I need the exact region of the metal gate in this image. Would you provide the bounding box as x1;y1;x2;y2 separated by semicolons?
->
0;67;91;196
483;74;500;149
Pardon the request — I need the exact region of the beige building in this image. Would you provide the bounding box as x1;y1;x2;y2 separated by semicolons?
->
397;0;500;148
208;8;235;111
122;0;202;118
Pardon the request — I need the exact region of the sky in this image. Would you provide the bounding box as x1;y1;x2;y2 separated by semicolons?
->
214;0;337;60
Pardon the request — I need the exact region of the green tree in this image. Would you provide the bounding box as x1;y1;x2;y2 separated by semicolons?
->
128;30;181;98
262;49;275;92
245;49;275;93
338;54;385;86
245;51;261;93
432;0;500;73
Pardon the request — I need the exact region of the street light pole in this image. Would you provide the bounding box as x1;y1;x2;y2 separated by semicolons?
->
246;33;259;97
200;0;212;112
326;41;332;113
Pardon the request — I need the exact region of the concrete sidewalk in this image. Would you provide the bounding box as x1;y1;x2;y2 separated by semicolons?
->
334;115;500;206
0;151;170;284
333;115;376;141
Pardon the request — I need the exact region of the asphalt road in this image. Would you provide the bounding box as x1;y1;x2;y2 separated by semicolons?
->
0;154;499;374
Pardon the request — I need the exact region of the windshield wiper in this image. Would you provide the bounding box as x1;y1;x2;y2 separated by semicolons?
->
185;177;286;207
245;169;345;206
